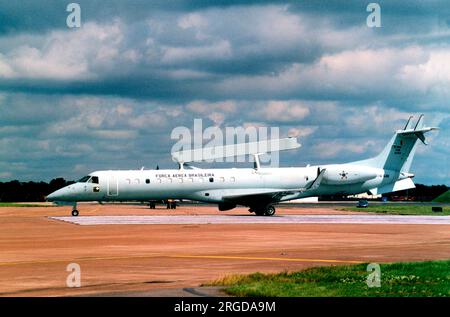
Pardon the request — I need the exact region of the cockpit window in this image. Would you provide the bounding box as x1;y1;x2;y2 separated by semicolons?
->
77;176;91;183
90;176;99;184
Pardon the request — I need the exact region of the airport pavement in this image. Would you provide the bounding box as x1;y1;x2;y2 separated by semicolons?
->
1;203;450;296
50;214;450;225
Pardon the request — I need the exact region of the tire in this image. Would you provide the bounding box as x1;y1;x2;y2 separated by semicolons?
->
71;209;79;217
264;205;276;216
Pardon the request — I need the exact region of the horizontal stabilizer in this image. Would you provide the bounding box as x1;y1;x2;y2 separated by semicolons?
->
397;127;439;145
172;137;301;163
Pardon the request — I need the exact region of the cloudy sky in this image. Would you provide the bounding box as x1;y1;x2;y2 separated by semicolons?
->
0;0;449;185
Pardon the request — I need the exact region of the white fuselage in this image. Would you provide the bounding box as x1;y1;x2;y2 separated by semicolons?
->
47;164;401;204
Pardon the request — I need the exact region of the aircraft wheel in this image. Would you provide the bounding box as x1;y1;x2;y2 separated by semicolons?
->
264;205;276;216
71;209;79;217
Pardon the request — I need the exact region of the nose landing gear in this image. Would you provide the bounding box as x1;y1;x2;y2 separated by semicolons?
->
71;203;79;217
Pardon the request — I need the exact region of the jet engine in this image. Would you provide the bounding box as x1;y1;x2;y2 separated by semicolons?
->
322;165;379;185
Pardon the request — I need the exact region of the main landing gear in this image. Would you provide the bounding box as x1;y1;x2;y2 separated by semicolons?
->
166;201;177;209
71;203;79;217
250;205;276;216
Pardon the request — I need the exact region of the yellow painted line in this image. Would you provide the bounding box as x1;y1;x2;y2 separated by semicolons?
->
170;255;363;264
0;254;362;267
0;254;163;267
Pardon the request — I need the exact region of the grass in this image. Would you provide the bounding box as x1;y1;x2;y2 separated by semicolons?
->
0;202;55;207
208;260;450;297
340;205;450;215
433;190;450;203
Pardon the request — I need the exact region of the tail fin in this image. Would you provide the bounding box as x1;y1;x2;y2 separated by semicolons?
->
354;115;438;172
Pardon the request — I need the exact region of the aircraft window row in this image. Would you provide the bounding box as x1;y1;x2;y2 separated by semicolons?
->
125;178;151;184
77;175;236;185
153;177;236;183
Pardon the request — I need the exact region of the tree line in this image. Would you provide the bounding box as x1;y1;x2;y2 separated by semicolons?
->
0;178;74;202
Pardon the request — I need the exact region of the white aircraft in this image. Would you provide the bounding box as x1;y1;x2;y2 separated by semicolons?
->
47;115;437;216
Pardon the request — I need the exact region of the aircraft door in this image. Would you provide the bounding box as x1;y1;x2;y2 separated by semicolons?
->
107;175;119;196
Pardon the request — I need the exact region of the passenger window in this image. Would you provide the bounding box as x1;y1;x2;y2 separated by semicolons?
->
145;179;150;184
209;177;214;183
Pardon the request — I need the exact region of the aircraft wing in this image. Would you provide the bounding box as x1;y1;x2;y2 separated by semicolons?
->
222;189;300;206
221;168;326;206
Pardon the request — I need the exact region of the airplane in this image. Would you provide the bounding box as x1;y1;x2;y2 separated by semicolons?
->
46;115;438;217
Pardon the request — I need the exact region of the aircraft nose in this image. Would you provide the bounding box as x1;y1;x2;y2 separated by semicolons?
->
46;188;65;201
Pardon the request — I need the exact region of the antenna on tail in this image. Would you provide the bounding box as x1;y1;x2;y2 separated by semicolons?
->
403;116;413;130
414;114;424;130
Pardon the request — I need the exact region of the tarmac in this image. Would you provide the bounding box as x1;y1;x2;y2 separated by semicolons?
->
1;203;449;297
51;214;450;225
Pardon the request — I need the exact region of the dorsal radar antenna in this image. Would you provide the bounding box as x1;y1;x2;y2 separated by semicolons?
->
171;137;301;165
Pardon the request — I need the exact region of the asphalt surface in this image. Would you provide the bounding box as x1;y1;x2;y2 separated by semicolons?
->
51;214;450;225
1;203;450;296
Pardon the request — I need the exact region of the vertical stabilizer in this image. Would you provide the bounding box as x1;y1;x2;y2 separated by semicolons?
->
352;115;438;172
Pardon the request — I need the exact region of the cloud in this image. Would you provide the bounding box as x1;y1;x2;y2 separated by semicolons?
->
162;40;232;64
260;101;310;122
311;139;377;159
0;1;448;185
0;21;126;80
216;45;450;105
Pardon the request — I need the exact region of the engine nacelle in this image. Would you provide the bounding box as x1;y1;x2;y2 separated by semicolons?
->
322;165;379;185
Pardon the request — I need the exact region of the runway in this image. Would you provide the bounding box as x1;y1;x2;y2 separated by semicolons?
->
2;203;450;296
50;214;450;225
